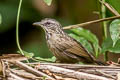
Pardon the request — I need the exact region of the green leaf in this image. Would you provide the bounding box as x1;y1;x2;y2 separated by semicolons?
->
0;14;2;24
101;37;113;53
43;0;52;6
101;37;120;53
17;50;34;58
69;33;93;54
109;40;120;53
35;56;56;62
70;28;100;57
109;19;120;46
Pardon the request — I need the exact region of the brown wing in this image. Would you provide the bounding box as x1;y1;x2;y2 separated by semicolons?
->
60;37;95;61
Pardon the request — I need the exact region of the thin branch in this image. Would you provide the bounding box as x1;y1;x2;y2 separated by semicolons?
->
10;69;43;80
6;69;25;80
63;16;120;29
99;0;120;16
37;65;113;80
95;70;115;79
26;62;120;69
9;61;55;80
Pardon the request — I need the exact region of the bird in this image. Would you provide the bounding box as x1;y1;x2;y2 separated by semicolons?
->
33;18;106;65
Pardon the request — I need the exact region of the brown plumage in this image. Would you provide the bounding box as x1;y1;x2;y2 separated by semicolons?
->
33;18;106;65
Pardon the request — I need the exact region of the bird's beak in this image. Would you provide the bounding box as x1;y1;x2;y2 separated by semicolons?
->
33;22;41;26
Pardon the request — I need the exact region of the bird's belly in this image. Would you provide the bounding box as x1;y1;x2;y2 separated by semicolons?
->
50;47;78;63
47;39;78;63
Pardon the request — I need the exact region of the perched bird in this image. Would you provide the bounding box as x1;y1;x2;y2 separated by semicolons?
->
33;18;106;65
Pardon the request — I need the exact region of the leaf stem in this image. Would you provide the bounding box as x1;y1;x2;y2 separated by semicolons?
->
101;0;107;38
101;0;108;61
16;0;24;55
0;14;2;24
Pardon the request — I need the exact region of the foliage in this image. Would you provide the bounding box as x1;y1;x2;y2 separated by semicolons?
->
68;1;120;60
109;19;120;46
69;18;120;60
43;0;52;6
101;37;120;53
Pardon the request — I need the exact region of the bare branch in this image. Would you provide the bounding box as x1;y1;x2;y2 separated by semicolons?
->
95;70;115;79
63;16;120;29
99;0;120;16
37;64;113;80
9;61;55;80
10;69;43;80
6;70;25;80
26;62;120;69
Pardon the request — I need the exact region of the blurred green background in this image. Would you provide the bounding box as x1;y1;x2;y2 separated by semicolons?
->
1;0;117;60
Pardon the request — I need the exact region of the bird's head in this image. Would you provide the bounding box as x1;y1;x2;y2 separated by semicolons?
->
33;18;62;33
